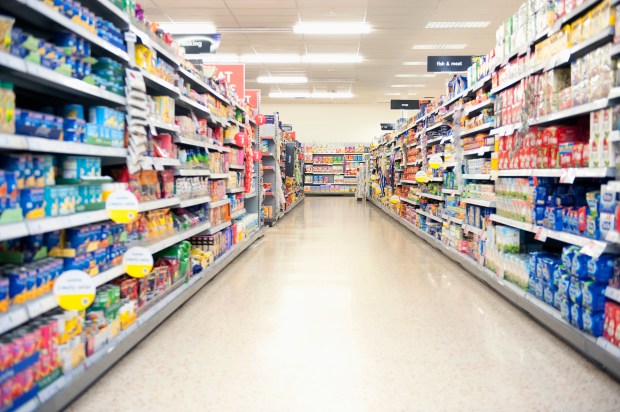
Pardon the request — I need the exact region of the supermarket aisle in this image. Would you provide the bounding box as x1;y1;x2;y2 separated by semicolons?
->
70;198;620;412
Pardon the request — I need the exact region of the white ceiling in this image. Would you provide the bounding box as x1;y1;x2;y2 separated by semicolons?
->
145;0;525;104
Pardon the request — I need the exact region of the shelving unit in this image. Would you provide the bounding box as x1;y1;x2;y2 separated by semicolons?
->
304;145;368;196
0;3;266;410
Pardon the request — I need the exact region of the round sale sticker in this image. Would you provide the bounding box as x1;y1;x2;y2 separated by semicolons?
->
106;190;139;224
53;270;96;311
123;247;154;278
428;155;443;170
415;170;428;183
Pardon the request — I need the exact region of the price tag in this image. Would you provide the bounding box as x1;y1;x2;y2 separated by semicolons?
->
123;247;154;278
124;32;138;43
560;168;576;184
106;190;139;224
535;227;549;242
490;171;499;181
53;270;96;311
478;147;487;156
606;231;620;244
580;240;607;259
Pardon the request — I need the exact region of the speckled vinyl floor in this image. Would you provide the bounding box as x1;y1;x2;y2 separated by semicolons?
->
68;197;620;412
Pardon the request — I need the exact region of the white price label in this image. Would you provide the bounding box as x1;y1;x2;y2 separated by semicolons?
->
560;168;576;184
491;171;499;181
535;227;549;242
580;240;607;259
149;123;157;136
606;231;620;244
607;181;620;192
478;147;487;156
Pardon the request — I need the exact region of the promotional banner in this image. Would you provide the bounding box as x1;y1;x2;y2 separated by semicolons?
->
246;89;261;110
212;64;245;102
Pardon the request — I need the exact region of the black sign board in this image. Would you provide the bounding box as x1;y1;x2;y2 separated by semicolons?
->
175;34;221;54
427;56;474;72
380;123;395;131
390;100;420;110
281;124;293;132
285;143;296;177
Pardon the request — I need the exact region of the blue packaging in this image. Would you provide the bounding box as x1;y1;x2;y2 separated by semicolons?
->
552;264;565;287
543;284;555;306
19;188;45;220
553;290;563;310
586;215;600;240
581;281;607;311
570;304;584;329
571;252;590;279
583;310;605;336
562;246;580;271
560;297;572;324
600;185;616;214
568;278;583;305
587;254;617;283
3;265;27;304
63;118;85;142
586;191;600;216
540;257;560;283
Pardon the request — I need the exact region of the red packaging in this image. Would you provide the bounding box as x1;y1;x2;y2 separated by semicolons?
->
604;301;619;346
0;341;13;371
573;143;584;167
1;380;11;409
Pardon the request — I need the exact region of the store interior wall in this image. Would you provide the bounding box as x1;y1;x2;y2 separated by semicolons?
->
262;103;416;145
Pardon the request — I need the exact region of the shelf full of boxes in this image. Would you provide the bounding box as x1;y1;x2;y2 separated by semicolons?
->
367;0;620;380
0;1;265;411
260;113;283;225
278;128;305;214
304;144;369;195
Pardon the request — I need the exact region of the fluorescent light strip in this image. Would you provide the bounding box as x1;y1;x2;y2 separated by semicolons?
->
390;84;426;88
293;22;371;34
269;92;354;99
158;22;217;34
256;76;307;84
198;53;362;64
426;21;490;29
395;74;436;78
403;61;425;66
412;44;467;50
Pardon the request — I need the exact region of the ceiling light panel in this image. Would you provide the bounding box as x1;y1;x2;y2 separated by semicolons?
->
402;61;426;66
412;44;467;50
425;21;491;29
257;76;308;84
269;91;354;99
302;54;363;63
293;22;371;34
390;84;426;88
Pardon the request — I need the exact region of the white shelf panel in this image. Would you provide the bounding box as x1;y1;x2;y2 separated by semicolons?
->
416;192;444;201
530;98;610;126
463;146;493;156
244;192;257;198
426;122;445;132
442;189;461;195
459;123;494;137
150;119;180;133
204;221;232;235
490;214;620;252
418;210;444;223
130;24;179;66
138;198;180;212
491;123;523;136
177;67;231;105
231;209;246;219
461;198;496;207
464;99;495;117
144;221;212;254
0;52;126;105
210;173;229;179
179;195;212;208
400;197;420;206
400;180;419;185
462;224;484;236
0;135;128;157
174;169;211;177
443;215;464;225
208;199;231;208
497;168;615;178
462;174;492;180
141;70;180;96
141;157;181;168
226;187;244;194
176;95;211;117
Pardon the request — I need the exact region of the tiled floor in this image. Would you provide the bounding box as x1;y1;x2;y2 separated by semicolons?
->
69;197;620;411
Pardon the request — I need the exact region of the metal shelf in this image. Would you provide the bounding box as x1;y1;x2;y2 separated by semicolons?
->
400;197;420;206
461;198;496;208
204;221;232;235
179;195;211;208
462;174;492;180
176;95;211;118
130;24;179;67
400;180;419;185
141;157;181;168
2;0;129;62
34;228;265;412
210;173;229;180
230;209;246;219
368;198;620;382
497;168;615;178
0;52;126;105
226;187;244;194
459;123;494;138
151;120;180;134
0;134;127;157
244;192;257;198
141;70;180;97
208;199;231;208
416;192;444;201
177;67;231;105
174;169;210;177
442;189;461;196
418;210;444;223
463;224;484;236
229;164;245;170
530;98;610;126
463;146;493;156
490;214;620;252
463;99;495;117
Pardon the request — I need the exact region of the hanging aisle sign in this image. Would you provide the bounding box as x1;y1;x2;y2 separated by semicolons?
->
211;64;245;104
381;123;395;131
390;100;420;110
175;34;221;54
427;56;476;72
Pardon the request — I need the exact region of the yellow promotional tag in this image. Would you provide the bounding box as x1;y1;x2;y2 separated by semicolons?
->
415;170;428;183
53;270;96;311
428;155;443;170
106;190;139;224
390;195;400;204
123;247;154;278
